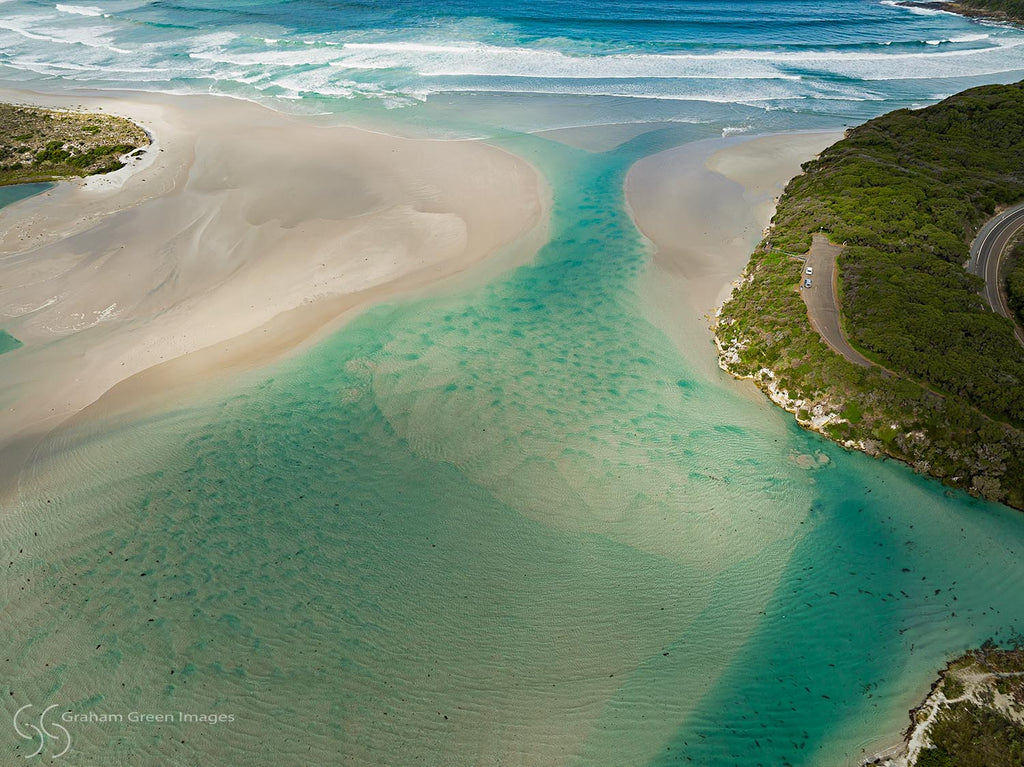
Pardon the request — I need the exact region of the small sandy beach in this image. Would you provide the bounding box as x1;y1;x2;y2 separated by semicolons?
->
625;130;842;376
0;88;547;502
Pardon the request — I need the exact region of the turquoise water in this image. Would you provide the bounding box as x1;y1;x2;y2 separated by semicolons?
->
0;184;48;356
1;0;1023;135
5;125;1024;765
0;184;51;356
3;1;1024;764
0;182;52;210
0;330;21;355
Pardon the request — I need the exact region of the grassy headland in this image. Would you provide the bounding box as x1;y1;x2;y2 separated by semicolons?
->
957;0;1024;23
716;82;1024;509
0;103;149;186
897;0;1024;24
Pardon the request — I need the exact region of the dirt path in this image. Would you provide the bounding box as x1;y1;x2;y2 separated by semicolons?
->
800;234;876;368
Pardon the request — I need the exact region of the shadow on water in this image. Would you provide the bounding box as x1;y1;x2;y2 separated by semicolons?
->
647;425;1024;767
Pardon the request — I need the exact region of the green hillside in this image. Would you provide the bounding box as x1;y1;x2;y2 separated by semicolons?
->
959;0;1024;20
717;82;1024;508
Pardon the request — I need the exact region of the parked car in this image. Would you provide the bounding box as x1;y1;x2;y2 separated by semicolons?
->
805;266;813;275
803;278;812;288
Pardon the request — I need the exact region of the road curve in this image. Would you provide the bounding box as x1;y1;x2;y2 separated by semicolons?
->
968;202;1024;345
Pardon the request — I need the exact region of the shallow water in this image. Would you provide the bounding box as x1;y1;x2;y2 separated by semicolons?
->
5;126;1024;766
0;184;50;355
0;182;52;210
3;1;1024;764
0;330;21;355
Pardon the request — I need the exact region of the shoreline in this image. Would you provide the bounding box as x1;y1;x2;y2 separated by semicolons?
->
860;659;953;767
863;647;1024;767
0;86;549;506
624;130;842;381
896;1;1024;26
710;83;1024;512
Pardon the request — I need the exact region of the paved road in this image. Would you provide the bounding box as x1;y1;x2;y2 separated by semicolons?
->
968;202;1024;346
800;234;875;369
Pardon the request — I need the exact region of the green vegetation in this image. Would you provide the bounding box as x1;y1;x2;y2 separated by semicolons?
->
1007;241;1024;325
770;83;1024;423
717;82;1024;509
916;703;1024;767
913;647;1024;767
0;330;22;355
0;103;148;186
959;0;1024;22
941;674;965;700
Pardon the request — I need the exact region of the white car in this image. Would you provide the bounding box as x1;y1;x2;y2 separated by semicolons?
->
803;278;813;288
805;266;813;275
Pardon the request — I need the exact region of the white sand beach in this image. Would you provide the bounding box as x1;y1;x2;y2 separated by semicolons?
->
628;131;842;315
0;89;547;501
625;131;842;377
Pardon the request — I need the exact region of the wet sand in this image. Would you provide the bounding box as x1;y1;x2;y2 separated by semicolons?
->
625;131;842;379
0;88;548;502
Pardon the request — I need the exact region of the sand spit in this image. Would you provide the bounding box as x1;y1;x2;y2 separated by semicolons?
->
624;130;841;378
627;131;842;317
0;88;546;502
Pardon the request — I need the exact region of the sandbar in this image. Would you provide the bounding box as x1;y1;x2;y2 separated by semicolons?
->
625;130;842;376
0;88;547;502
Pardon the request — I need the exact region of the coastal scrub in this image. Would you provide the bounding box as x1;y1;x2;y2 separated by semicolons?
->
959;0;1024;22
716;82;1024;509
1007;241;1024;324
0;103;149;186
896;646;1024;767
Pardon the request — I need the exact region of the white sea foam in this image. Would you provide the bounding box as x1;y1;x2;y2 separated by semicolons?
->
880;0;954;16
425;82;800;104
0;16;129;52
926;33;990;44
0;16;64;42
3;24;1023;97
189;46;340;68
321;37;1024;83
0;0;1022;112
332;42;795;80
55;4;104;16
266;67;424;105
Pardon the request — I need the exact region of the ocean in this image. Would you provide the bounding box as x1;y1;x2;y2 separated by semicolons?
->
2;1;1024;765
2;0;1024;133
